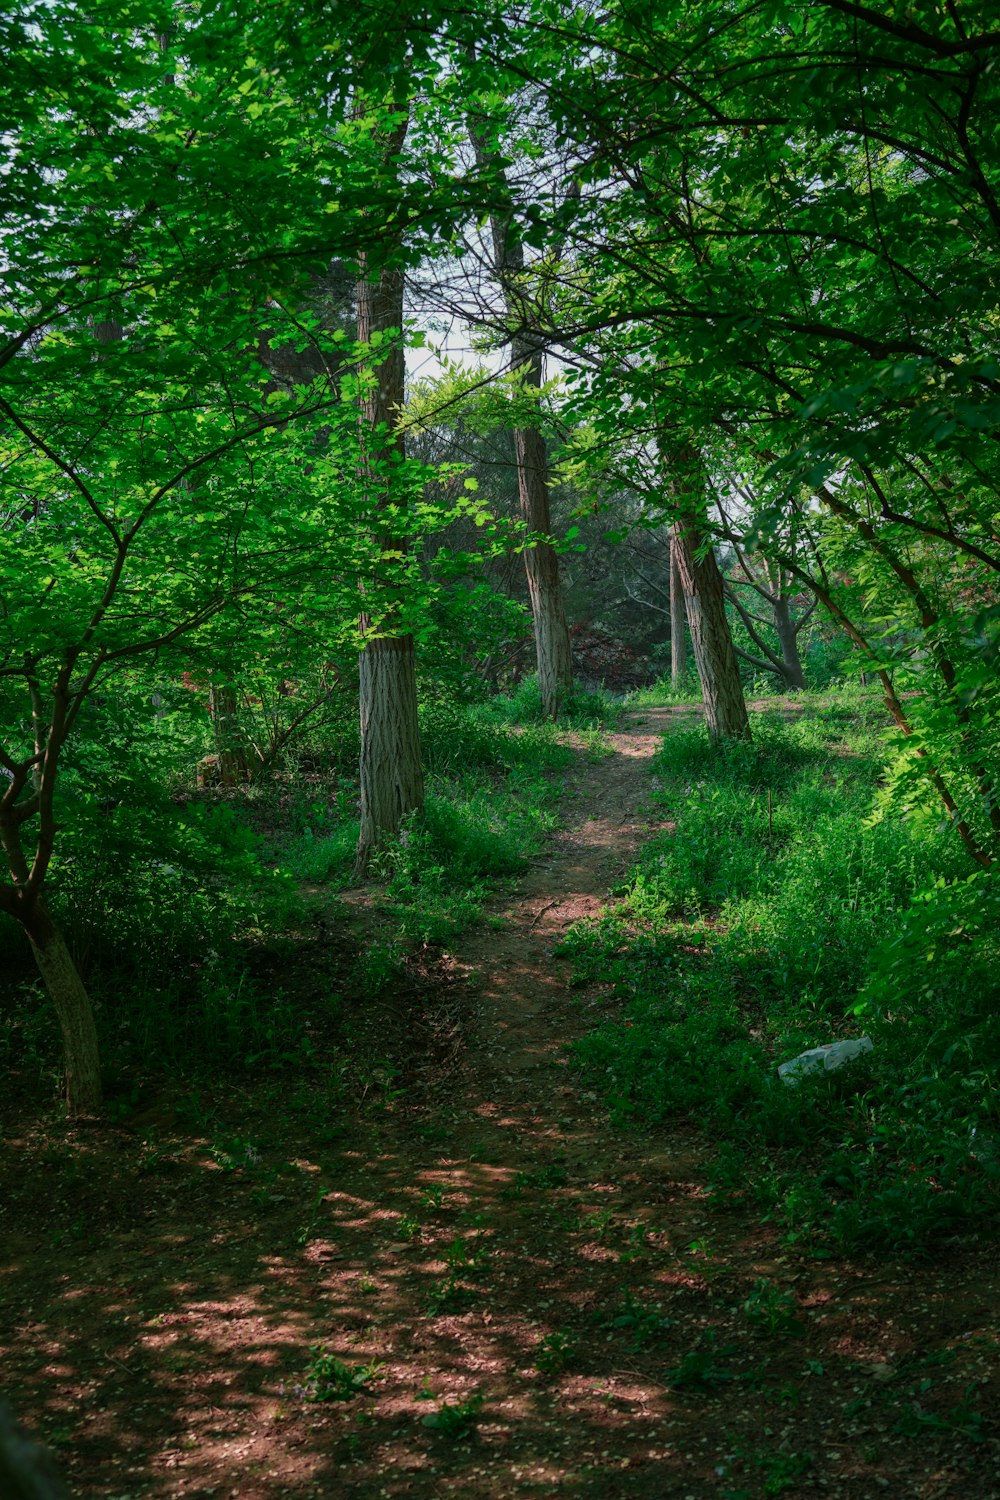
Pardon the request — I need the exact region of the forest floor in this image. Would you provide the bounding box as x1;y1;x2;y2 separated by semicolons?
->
3;707;1000;1498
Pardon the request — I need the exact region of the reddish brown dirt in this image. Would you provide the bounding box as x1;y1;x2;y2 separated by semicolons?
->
2;707;999;1498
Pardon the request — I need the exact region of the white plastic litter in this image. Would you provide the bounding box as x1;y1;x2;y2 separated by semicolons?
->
777;1035;873;1087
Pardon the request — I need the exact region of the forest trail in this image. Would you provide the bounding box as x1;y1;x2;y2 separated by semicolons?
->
4;708;998;1500
268;707;996;1499
300;702;742;1499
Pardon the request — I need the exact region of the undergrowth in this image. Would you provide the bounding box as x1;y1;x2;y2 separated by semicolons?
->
278;700;571;943
566;696;1000;1256
1;693;573;1098
485;673;623;729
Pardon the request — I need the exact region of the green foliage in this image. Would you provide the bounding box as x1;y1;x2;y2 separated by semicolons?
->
274;695;566;945
487;675;622;729
302;1348;383;1403
276;700;568;925
2;686;310;1081
420;1389;484;1437
625;675;702;708
740;1279;802;1337
569;701;1000;1254
603;1292;674;1352
424;1275;476;1317
534;1330;576;1376
666;1333;737;1391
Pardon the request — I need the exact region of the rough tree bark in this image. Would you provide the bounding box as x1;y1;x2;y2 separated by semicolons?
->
467;114;574;718
353;102;424;872
669;534;687;688
672;515;752;742
725;580;813;692
717;529;816;693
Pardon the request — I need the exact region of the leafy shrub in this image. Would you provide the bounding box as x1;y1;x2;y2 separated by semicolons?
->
569;698;1000;1254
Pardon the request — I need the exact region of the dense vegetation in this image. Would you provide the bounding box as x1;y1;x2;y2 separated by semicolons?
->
2;4;1000;1493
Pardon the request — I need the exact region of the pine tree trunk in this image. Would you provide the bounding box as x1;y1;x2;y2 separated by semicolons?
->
772;596;807;691
353;112;424;871
514;419;574;717
670;534;687;688
23;898;102;1114
672;517;752;742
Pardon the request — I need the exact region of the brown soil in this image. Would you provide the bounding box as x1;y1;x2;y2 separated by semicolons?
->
3;707;999;1498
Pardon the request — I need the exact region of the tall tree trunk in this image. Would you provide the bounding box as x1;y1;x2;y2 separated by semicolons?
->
513;411;574;717
22;897;102;1114
771;595;808;691
672;517;752;742
467;112;573;718
353;147;424;870
670;533;687;688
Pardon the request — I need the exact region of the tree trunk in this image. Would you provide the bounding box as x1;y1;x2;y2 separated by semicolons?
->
23;898;102;1114
209;682;250;784
772;595;807;691
357;634;424;866
353;123;424;871
670;533;687;688
672;517;752;742
514;419;574;717
467;113;574;719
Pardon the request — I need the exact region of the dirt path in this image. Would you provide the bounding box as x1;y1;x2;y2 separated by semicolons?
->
3;708;999;1498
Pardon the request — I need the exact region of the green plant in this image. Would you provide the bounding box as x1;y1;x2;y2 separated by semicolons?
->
578;1207;615;1237
421;1390;484;1437
210;1137;262;1174
535;1330;576;1375
665;1333;737;1391
577;724;615;762
424;1274;475;1316
605;1292;674;1351
302;1348;383;1403
719;1440;815;1497
741;1278;803;1337
296;1187;328;1247
443;1235;487;1271
893;1385;985;1443
570;700;1000;1256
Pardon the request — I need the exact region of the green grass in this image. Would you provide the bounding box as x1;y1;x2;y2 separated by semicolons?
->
2;694;571;1098
567;695;1000;1256
278;701;569;943
485;673;623;729
624;671;703;707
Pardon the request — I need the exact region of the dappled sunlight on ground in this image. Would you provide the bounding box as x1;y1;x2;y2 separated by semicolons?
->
3;707;1000;1497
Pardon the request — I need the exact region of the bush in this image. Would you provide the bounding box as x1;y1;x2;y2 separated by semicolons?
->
0;687;309;1086
568;697;1000;1255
